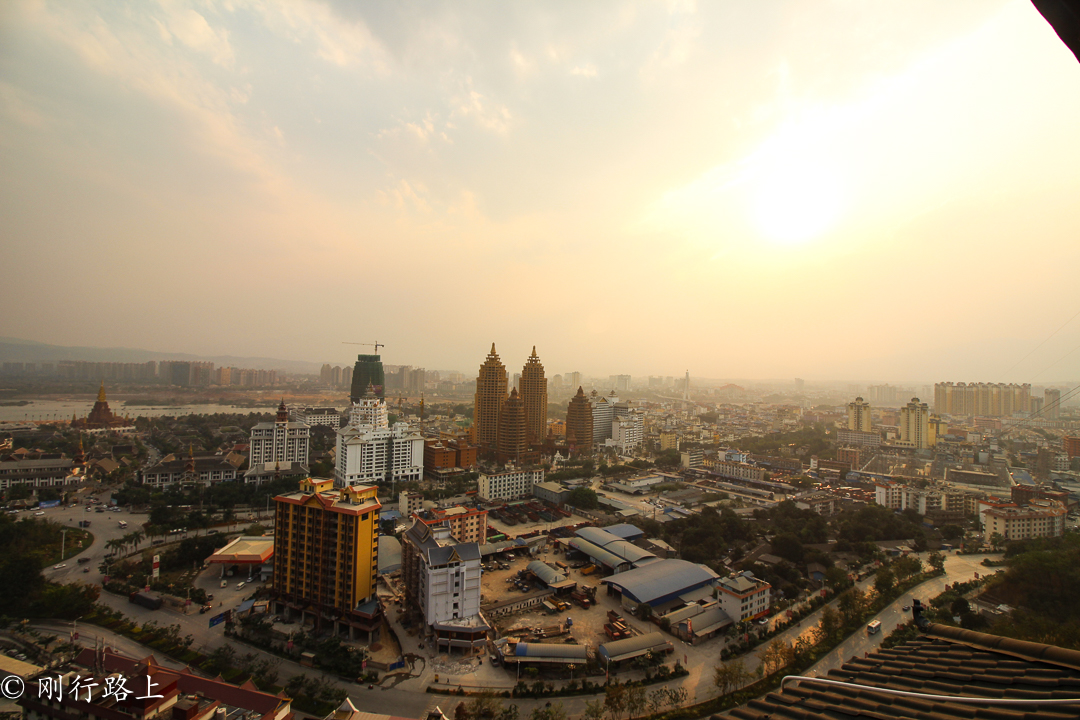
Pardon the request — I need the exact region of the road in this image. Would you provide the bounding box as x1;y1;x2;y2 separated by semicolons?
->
42;493;1003;719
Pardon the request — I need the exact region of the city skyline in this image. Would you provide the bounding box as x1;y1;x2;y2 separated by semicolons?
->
3;2;1080;381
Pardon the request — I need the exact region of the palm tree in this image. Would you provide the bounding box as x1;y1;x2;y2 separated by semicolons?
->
130;530;145;551
106;538;125;556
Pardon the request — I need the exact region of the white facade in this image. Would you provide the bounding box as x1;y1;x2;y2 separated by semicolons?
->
414;525;482;625
399;490;424;517
591;391;619;445
336;422;424;488
477;469;545;501
248;414;310;468
611;412;644;454
983;502;1066;543
717;573;771;622
290;406;342;428
713;460;766;483
348;393;389;430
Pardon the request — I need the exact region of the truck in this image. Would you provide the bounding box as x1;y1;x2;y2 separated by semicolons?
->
867;620;882;635
129;591;162;610
580;565;597;576
570;590;591;608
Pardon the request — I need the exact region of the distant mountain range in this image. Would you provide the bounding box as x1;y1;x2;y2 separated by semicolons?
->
0;337;322;374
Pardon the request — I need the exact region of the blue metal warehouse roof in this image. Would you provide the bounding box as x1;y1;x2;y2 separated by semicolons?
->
600;559;719;605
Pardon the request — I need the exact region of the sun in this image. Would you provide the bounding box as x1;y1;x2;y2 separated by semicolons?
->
751;153;846;246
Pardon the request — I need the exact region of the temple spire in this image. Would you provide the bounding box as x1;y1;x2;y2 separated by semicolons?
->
97;381;107;403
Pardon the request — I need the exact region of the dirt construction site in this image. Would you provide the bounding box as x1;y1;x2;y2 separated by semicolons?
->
478;544;654;653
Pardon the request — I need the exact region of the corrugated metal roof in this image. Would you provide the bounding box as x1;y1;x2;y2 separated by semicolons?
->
600;559;719;604
599;632;673;662
527;560;568;586
568;537;630;569
605;523;644;540
576;526;619;547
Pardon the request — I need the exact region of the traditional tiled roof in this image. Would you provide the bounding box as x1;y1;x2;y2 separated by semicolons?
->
723;623;1080;720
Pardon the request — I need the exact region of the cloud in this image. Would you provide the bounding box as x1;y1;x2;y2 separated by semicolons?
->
570;63;597;77
452;78;512;134
157;0;235;67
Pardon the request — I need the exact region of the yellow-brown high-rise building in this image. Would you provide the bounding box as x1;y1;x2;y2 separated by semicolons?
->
520;347;548;446
565;386;594;455
497;387;527;463
474;344;508;455
847;397;872;432
271;477;381;639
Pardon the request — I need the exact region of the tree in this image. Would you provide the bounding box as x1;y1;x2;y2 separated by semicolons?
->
950;597;970;616
771;533;805;563
761;638;793;675
245;523;267;536
583;700;605;720
713;659;751;695
529;703;566;720
664;687;688;710
928;551;945;574
874;568;895;598
604;684;627;720
624;686;646;720
468;692;500;720
940;524;964;541
567;488;599;510
817;605;841;643
455;702;469;720
497;706;519;720
838;588;867;625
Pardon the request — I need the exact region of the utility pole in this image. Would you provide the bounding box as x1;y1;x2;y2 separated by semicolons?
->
61;529;68;562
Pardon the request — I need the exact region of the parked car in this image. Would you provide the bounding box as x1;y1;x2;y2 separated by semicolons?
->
35;511;45;516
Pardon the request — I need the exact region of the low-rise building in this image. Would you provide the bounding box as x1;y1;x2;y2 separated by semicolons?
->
141;452;239;488
477;468;545;501
717;571;771;622
0;456;77;490
289;406;342;428
412;505;488;545
533;481;570;505
983;500;1066;543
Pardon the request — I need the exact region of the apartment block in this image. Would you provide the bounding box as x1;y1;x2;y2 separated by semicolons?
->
272;478;381;639
477;468;545;501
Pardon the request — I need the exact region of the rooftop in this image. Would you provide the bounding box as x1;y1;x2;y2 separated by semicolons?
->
725;623;1080;720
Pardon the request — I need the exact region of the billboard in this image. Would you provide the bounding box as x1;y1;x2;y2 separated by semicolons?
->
209;612;227;628
152;555;160;579
38;500;61;509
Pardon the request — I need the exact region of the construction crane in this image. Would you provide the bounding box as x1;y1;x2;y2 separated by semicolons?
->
342;341;384;353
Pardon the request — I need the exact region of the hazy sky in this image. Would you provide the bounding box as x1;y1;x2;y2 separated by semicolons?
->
3;1;1080;383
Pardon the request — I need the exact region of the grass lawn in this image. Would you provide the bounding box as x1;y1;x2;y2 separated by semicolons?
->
41;527;94;567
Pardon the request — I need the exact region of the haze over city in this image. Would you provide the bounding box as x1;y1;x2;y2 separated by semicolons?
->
3;1;1080;382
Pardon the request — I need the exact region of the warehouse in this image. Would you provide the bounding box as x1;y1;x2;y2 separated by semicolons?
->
598;632;673;666
502;642;591;668
600;558;719;611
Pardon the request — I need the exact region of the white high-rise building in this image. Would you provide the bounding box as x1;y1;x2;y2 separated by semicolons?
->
335;390;423;488
683;370;690;400
591;390;619;446
611;412;645;453
245;401;310;481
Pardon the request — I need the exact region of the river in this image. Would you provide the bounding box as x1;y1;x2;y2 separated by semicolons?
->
0;399;274;423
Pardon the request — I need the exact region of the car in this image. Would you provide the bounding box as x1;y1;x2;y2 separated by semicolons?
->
221;580;228;588
53;564;66;569
236;582;246;590
85;507;92;512
902;605;911;611
755;618;768;625
206;594;214;601
199;604;213;614
207;529;218;534
83;567;90;573
35;511;45;516
95;508;104;513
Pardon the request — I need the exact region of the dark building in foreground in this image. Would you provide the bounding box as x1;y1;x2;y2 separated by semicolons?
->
723;623;1080;720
